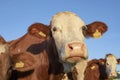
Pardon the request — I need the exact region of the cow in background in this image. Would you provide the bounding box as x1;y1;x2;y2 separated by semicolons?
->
8;11;108;80
83;53;118;80
0;36;12;80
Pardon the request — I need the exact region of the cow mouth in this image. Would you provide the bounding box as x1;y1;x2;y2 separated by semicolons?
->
66;56;87;62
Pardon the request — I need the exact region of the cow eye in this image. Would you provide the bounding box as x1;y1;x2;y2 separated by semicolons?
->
82;25;87;30
106;63;109;65
52;27;57;32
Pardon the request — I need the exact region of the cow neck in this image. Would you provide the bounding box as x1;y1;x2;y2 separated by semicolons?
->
46;37;64;74
62;62;76;72
47;37;76;73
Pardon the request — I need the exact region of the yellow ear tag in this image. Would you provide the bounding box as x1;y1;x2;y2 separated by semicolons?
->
90;66;95;70
15;61;24;68
93;29;102;38
38;31;46;37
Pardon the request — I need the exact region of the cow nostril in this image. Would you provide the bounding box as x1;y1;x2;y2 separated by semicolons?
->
68;44;73;50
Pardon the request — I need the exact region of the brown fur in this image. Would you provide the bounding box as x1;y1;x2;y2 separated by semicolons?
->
0;36;12;80
84;54;117;80
28;23;50;38
84;21;108;38
9;23;64;80
84;59;100;80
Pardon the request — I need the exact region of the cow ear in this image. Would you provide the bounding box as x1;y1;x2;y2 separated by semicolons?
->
98;59;105;65
84;21;108;38
117;59;120;64
12;52;37;72
28;23;50;38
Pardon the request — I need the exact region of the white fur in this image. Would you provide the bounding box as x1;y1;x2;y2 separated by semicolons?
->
72;59;87;80
106;54;117;77
51;11;87;63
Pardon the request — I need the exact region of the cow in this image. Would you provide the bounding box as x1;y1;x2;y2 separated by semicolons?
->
68;53;118;80
9;23;66;80
83;53;118;80
0;36;12;80
8;11;108;80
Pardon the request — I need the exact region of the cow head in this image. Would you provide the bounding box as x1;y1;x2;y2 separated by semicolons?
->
50;11;108;64
105;54;117;78
50;12;88;63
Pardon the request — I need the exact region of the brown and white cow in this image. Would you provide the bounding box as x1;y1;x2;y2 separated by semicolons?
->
9;11;108;80
0;36;12;80
49;11;108;80
83;53;118;80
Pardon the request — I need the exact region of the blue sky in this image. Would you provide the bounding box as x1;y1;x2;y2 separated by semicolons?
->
0;0;120;70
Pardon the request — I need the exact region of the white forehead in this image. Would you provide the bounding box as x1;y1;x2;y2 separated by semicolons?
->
51;11;86;29
106;55;117;64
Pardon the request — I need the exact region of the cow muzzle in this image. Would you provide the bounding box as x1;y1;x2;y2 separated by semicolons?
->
109;72;117;78
65;41;88;63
